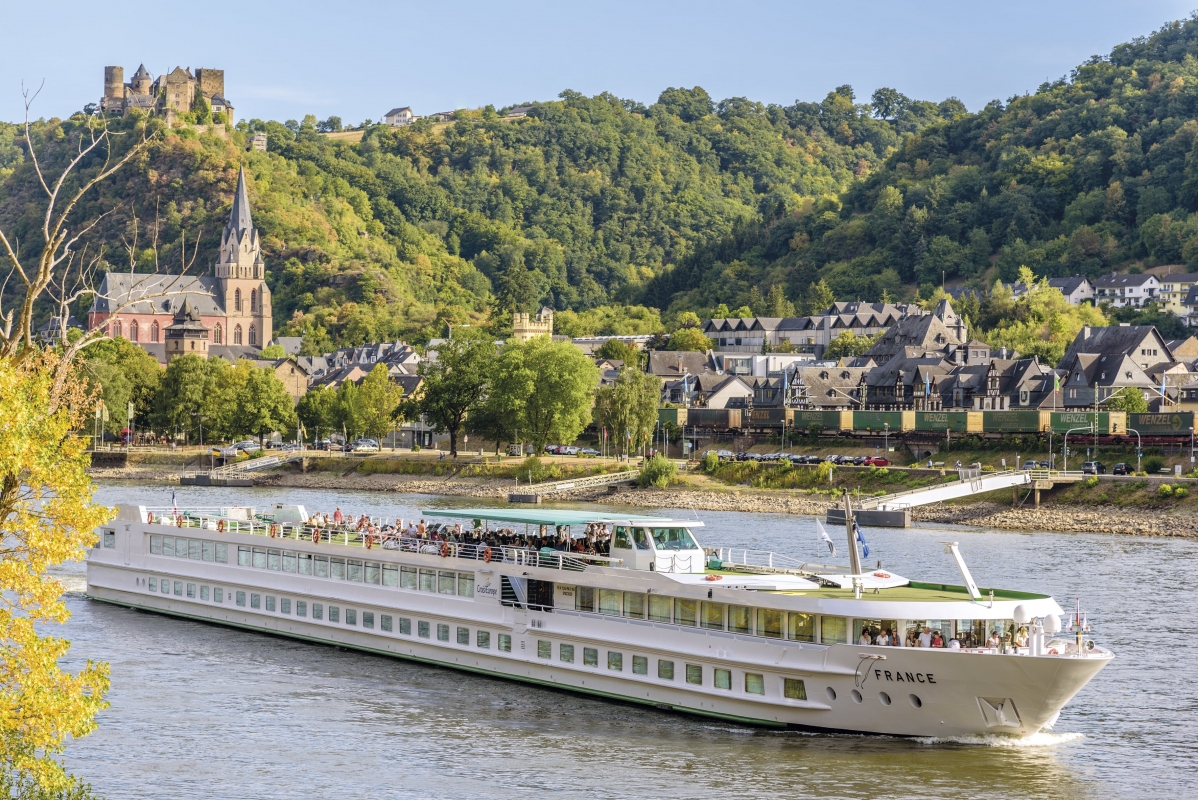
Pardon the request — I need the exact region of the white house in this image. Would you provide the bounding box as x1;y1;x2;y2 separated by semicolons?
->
1047;276;1095;305
1093;273;1160;308
383;107;415;127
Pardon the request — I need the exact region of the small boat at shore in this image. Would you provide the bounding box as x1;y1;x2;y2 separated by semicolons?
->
86;495;1111;737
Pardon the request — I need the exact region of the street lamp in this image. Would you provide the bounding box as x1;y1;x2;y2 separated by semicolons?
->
1190;426;1194;470
1063;425;1093;473
883;422;889;456
1127;427;1142;474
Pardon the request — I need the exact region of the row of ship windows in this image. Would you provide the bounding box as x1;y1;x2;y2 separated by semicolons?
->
144;576;807;700
575;587;845;644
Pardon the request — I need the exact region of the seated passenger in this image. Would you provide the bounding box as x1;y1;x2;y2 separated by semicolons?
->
931;631;944;648
876;629;890;646
987;630;1002;648
858;630;872;646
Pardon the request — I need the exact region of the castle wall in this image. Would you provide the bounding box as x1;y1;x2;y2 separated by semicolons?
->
195;68;224;99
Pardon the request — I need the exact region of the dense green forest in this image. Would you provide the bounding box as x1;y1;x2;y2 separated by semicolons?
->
6;15;1198;349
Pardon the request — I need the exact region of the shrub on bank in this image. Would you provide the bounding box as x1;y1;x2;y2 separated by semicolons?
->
702;451;719;473
1174;486;1190;499
1158;484;1174;497
1143;456;1165;475
639;454;677;488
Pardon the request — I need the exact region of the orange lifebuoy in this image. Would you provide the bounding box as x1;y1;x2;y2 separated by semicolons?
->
483;546;492;563
147;511;154;523
175;515;183;528
312;529;322;545
217;519;226;533
439;541;450;558
873;571;891;579
269;524;278;538
705;574;723;582
365;534;373;550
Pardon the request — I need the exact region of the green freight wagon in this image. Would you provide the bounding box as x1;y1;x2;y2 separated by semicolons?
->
1049;411;1118;434
1127;411;1195;436
982;410;1046;433
747;407;789;429
914;411;971;432
852;411;913;432
688;408;742;431
658;408;688;427
791;410;852;432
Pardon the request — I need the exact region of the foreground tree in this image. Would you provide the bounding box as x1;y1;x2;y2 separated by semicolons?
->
356;364;406;441
296;384;337;441
491;337;598;451
594;365;659;457
403;328;495;456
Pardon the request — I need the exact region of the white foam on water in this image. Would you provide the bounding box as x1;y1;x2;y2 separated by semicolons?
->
916;731;1085;748
57;576;88;594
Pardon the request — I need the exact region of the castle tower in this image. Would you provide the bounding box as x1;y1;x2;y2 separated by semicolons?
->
511;307;554;343
195;68;225;100
103;66;124;102
215;166;271;349
163;298;210;362
130;64;152;95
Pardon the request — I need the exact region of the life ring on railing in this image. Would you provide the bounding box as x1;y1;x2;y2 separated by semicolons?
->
217;519;226;533
873;571;891;579
314;529;323;544
439;541;450;558
482;546;492;563
269;524;278;538
704;574;723;582
365;534;374;550
147;511;154;523
175;515;183;528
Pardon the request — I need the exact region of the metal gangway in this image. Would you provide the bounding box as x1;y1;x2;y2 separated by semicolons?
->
210;451;308;476
527;469;641;496
860;468;1038;512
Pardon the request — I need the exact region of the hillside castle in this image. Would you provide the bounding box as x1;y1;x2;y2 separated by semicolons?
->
99;64;234;125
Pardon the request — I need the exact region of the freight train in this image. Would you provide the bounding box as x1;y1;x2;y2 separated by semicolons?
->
657;408;1195;440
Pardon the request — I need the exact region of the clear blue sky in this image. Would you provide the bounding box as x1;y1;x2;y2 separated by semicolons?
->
2;1;1194;124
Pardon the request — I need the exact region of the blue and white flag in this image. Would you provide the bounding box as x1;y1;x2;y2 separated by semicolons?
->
853;519;870;558
1162;373;1168;400
814;520;836;557
925;371;932;397
171;489;177;512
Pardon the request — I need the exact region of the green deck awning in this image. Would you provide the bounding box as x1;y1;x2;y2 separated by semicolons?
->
421;508;698;527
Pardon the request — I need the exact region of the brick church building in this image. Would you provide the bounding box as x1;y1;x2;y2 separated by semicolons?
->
88;166;272;364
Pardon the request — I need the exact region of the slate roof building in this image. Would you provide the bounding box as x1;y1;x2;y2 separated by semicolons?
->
1056;324;1175;407
1047;277;1095;306
1093;273;1160;308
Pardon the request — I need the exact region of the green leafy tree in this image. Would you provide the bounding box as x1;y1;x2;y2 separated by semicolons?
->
667;327;713;352
296;384;337;441
404;328;496;456
239;367;298;444
594;338;643;368
356;363;406;440
151;354;222;443
802;280;835;315
491;337;598;450
1105;386;1150;413
259;343;287;358
824;329;881;360
81;336;163;434
594;366;659;456
985;267;1107;365
334;380;363;439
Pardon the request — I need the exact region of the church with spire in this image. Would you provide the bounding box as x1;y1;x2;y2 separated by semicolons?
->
87;166;273;365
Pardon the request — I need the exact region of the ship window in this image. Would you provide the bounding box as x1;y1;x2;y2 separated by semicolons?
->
200;585;209;601
714;669;731;690
250;593;260;609
729;606;752;634
346;559;362;581
436;623;449;641
330;558;346;580
312;603;323;620
658;660;675;680
608;651;623;671
328;606;340;623
476;630;488;648
575;586;595;612
364;562;380;584
297;553;312;575
498;634;511;652
150;535;162;554
265;596;275;612
382;564;399;586
268;550;281;570
189;540;202;559
560;643;574;662
456;626;468;644
821;615;847;644
186;583;196;598
282;551;295;572
623;592;646;619
203;541;215;561
215;543;228;563
648;595;672;623
214;588;223;603
438;571;456;595
252;548;266;569
757;609;783;639
173;581;183;596
701;602;725;630
686;664;703;685
419;569;436;592
599;588;621;615
788;612;816;642
280;598;291;614
632;655;648;675
583;647;598;667
650;527;700;551
784;678;807;700
175;538;188;558
163;536;176;556
314;556;329;578
345;609;356;626
381;614;392;632
161;580;170;595
674;599;697;627
537;640;551;659
296;600;307;617
148;577;157;591
400;618;412;635
745;673;765;695
236;591;246;607
401;566;418;589
457;572;474;597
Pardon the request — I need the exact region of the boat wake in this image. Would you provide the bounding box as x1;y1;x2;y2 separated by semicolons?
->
916;731;1085;748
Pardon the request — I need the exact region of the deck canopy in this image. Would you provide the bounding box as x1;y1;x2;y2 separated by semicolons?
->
422;508;703;528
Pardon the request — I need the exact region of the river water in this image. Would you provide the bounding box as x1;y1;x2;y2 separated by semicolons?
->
53;482;1196;799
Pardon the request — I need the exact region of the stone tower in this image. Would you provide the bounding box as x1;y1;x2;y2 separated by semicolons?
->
130;64;153;96
103;66;124;103
163;298;210;362
511;307;554;343
195;68;224;99
214;166;271;348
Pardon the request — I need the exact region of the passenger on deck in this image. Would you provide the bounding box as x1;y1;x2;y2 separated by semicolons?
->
858;630;872;646
918;628;932;648
931;630;944;648
876;629;890;646
333;508;344;524
1014;627;1029;647
987;630;1002;649
948;636;961;649
417;519;426;536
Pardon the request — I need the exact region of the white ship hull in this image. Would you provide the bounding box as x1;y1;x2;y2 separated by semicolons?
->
86;508;1110;738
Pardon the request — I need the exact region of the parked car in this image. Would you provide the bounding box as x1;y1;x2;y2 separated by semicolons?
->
577;447;600;457
351;439;381;453
233;440;261;454
1081;461;1106;475
1112;462;1130;475
863;456;890;467
560;446;579;456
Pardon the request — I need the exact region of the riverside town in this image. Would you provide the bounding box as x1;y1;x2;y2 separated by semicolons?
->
4;8;1198;797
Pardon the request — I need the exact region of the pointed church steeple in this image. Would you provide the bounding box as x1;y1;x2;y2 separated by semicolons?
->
227;166;253;236
214;165;263;280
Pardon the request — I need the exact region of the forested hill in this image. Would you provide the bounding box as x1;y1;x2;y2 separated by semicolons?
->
6;15;1198;348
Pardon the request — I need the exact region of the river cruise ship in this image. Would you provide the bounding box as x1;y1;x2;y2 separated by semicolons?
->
86;503;1111;737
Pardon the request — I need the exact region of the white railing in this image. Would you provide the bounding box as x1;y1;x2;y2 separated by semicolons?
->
530;470;640;495
705;547;824;573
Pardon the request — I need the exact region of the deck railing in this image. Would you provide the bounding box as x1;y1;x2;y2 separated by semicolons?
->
142;508;618;572
705;546;830;573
